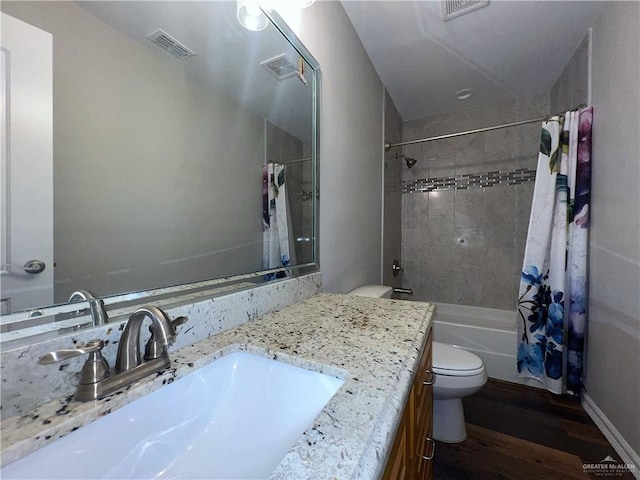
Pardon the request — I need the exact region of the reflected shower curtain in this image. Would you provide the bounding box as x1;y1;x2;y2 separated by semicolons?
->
516;107;592;395
263;163;291;280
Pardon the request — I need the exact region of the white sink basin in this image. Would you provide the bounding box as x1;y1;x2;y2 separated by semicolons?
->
2;351;344;479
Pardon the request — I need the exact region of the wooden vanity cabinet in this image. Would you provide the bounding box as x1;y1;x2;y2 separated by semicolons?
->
382;329;434;480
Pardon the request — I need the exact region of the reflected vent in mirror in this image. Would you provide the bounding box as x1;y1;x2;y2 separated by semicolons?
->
260;54;298;81
442;0;489;21
147;29;196;60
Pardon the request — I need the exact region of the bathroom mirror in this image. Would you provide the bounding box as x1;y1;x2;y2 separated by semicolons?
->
0;1;319;345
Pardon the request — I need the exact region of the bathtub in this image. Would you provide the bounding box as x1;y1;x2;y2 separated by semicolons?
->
431;302;542;388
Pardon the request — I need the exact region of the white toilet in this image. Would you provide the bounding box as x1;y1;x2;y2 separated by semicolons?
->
348;285;487;443
431;341;487;442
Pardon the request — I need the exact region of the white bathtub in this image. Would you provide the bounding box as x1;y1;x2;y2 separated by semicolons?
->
432;302;542;388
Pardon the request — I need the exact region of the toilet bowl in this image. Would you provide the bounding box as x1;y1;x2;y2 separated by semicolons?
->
347;285;393;298
346;285;487;444
432;341;487;443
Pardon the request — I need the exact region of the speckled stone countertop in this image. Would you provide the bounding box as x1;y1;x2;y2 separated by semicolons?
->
1;293;434;479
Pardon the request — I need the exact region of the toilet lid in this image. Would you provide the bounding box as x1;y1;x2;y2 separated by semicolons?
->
432;342;484;375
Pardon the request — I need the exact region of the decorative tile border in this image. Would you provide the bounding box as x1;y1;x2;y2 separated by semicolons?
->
402;168;536;193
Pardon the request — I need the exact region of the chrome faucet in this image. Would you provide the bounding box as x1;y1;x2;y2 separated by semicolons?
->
68;289;109;326
39;306;187;402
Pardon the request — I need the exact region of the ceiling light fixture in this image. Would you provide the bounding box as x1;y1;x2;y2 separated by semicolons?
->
456;88;474;100
237;0;268;31
237;0;315;32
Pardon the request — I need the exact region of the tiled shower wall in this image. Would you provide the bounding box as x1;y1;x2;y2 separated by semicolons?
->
401;93;550;310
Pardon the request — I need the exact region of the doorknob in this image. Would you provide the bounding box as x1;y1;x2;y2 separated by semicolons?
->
1;260;46;274
23;260;46;273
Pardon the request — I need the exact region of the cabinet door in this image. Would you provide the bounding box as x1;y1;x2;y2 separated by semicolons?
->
382;403;409;480
415;330;434;480
383;328;433;480
414;330;433;427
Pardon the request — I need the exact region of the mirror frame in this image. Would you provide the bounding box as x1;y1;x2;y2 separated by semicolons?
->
0;7;321;346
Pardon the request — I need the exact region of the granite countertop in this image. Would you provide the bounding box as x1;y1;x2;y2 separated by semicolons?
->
0;293;434;479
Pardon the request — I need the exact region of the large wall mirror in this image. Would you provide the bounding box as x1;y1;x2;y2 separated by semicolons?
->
0;1;319;346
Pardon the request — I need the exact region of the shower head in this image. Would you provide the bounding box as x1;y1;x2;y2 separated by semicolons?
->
395;153;418;169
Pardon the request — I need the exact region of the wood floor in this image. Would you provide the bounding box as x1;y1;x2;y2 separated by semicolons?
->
433;379;635;480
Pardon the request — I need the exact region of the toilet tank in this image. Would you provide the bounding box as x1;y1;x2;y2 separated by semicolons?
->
347;285;393;298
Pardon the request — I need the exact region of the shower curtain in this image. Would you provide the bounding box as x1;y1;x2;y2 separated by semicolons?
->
516;107;593;395
262;163;291;280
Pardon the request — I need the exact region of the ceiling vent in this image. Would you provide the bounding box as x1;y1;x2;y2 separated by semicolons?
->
442;0;489;21
260;54;298;81
147;29;195;60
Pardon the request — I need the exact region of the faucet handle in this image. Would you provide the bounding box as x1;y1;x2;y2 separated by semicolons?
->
171;316;188;328
39;339;105;364
144;316;188;337
144;315;188;361
39;339;110;386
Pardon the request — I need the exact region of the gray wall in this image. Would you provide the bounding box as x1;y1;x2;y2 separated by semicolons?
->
585;1;640;456
551;34;589;112
2;2;265;302
383;90;403;290
401;94;549;310
299;2;384;293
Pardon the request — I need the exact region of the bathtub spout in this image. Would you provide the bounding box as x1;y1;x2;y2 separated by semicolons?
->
393;287;413;296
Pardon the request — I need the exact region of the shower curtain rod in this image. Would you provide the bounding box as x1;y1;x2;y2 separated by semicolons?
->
267;157;312;165
384;105;586;151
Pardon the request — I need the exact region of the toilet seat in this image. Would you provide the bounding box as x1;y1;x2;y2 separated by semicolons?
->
433;342;485;377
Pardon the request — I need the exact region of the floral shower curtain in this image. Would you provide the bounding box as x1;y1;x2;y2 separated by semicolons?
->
263;163;291;280
517;107;593;395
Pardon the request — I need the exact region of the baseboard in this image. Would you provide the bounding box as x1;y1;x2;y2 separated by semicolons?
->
582;393;640;479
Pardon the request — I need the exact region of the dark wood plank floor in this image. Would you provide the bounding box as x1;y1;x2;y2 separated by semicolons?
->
433;379;635;480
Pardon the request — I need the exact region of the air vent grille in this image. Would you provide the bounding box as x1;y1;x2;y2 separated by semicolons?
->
147;29;195;60
442;0;489;21
260;54;298;81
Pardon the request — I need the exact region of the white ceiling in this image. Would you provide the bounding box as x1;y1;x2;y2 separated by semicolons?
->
341;0;607;121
